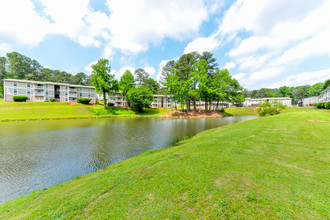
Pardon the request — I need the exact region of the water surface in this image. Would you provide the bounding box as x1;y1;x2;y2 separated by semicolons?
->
0;116;256;204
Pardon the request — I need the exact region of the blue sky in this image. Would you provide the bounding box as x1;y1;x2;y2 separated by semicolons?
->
0;0;329;89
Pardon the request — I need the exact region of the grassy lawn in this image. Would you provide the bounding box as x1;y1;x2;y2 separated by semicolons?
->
0;99;171;121
225;107;259;115
1;108;329;218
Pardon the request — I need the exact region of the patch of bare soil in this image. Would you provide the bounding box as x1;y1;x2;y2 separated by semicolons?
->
160;110;223;118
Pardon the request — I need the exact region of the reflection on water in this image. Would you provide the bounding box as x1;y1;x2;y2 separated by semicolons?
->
0;116;256;204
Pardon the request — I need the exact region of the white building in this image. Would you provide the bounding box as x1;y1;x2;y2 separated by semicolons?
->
3;79;96;103
301;87;330;106
243;97;292;107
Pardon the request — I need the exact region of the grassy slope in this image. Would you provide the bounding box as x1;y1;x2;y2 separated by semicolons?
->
1;108;329;219
225;107;259;115
0;99;171;121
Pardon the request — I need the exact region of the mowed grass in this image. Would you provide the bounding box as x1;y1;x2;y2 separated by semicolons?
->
1;108;329;219
0;99;171;121
225;106;259;115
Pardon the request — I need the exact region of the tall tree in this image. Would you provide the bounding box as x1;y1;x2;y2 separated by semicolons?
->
119;70;135;106
126;86;153;111
91;59;118;108
144;78;160;94
0;57;7;97
71;72;88;85
134;68;149;85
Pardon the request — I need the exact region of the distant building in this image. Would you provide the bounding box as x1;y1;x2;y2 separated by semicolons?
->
243;97;292;107
3;79;96;103
301;87;330;106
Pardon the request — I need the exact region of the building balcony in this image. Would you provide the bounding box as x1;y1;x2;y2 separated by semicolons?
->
35;93;44;96
69;93;77;97
35;86;44;90
69;88;77;92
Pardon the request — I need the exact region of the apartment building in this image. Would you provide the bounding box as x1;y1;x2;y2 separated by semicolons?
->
3;79;96;103
301;87;330;106
243;97;292;107
106;92;174;108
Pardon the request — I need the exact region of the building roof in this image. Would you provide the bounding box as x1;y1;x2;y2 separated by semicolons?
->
245;97;292;100
4;78;95;89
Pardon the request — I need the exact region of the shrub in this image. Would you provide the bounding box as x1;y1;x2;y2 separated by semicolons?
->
126;86;153;111
12;96;28;102
316;102;324;109
78;98;91;104
325;102;330;109
50;98;55;102
108;102;115;107
257;101;286;116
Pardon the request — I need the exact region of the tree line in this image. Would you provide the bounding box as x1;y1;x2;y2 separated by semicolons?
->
0;52;92;97
160;52;245;112
243;79;330;105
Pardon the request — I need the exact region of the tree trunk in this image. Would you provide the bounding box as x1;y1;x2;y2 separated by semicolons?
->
216;101;219;111
199;99;201;112
186;100;189;112
193;98;196;111
103;91;107;108
209;100;211;111
205;99;208;111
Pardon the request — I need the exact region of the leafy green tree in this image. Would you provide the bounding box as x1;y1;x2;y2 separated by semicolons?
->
277;86;290;97
307;82;324;96
0;57;7;97
71;72;88;85
126;86;153;111
91;59;118;108
144;78;160;94
119;70;135;106
135;68;149;85
322;79;330;90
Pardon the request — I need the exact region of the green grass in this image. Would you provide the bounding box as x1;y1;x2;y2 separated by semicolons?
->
1;108;329;219
225;107;259;115
0;99;171;121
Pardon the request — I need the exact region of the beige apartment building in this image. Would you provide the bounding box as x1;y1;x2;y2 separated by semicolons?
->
3;79;96;103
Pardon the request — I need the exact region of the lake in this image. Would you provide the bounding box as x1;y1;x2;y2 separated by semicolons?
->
0;116;256;204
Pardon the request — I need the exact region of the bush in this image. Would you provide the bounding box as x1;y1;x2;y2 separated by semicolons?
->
108;102;115;107
325;102;330;109
257;101;286;116
12;96;28;102
50;98;55;102
126;86;153;111
78;98;92;104
316;102;325;109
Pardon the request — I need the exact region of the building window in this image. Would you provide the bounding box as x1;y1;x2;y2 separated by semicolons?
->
66;98;68;101
80;88;82;91
27;90;30;94
46;96;49;101
88;88;90;92
46;84;48;89
27;83;30;87
14;89;17;94
14;82;17;86
27;96;30;100
65;86;68;90
65;92;68;96
46;91;48;95
80;93;82;97
88;94;90;98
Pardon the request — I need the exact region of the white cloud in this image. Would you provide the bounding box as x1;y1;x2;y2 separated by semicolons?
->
0;0;52;51
184;34;220;54
204;0;330;89
107;0;223;54
223;61;236;70
269;68;330;88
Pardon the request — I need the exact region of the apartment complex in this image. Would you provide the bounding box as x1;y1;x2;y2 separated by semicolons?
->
107;92;174;108
3;79;96;102
243;97;292;107
301;87;330;106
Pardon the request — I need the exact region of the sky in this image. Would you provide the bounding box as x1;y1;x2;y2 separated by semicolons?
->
0;0;329;90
